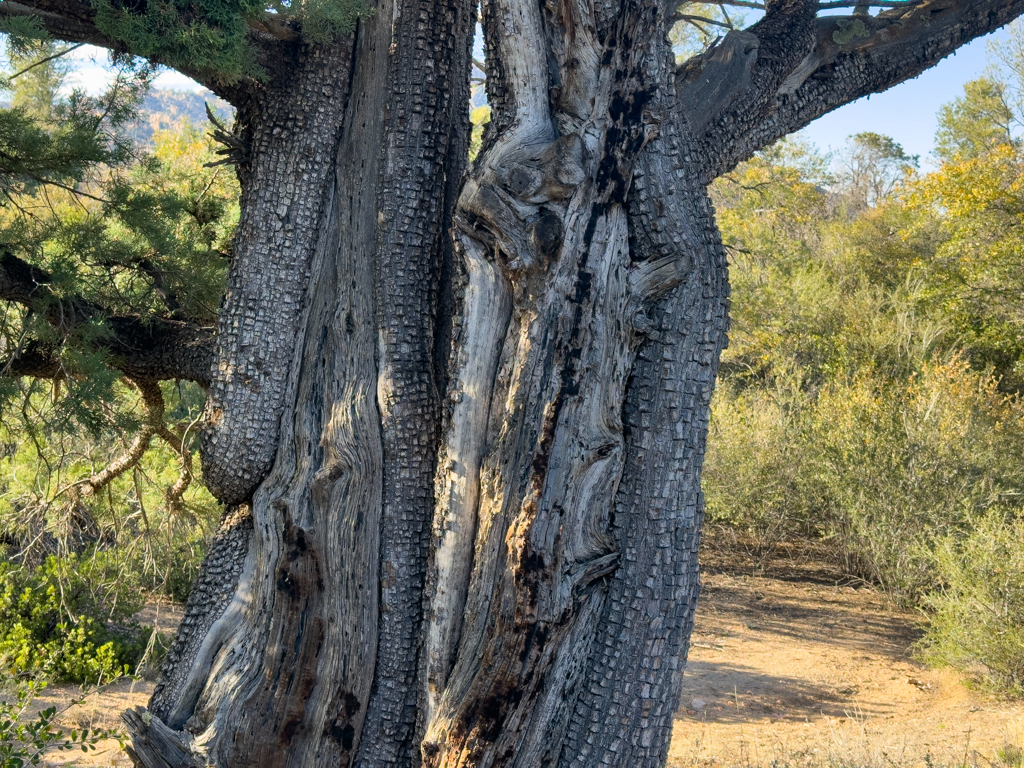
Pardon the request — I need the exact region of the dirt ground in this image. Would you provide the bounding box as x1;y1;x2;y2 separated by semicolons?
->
667;546;1024;768
34;549;1023;767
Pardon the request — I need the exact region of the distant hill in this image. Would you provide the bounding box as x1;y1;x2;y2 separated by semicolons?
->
130;89;234;145
0;88;232;146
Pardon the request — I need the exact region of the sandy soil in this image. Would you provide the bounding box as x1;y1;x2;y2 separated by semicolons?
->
33;552;1023;767
668;548;1024;768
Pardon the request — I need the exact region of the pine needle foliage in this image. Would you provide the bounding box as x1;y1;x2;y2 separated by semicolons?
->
91;0;370;82
0;45;231;627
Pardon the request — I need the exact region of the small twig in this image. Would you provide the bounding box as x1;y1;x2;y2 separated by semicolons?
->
7;43;84;80
674;13;733;28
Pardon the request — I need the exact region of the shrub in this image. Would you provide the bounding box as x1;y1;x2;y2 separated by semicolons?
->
0;678;118;766
703;384;821;568
811;359;1024;604
920;513;1024;695
706;357;1024;605
0;554;149;683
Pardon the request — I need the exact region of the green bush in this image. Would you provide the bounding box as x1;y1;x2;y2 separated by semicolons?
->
0;678;118;766
809;359;1024;603
703;384;821;568
920;513;1024;695
706;354;1024;604
0;554;149;683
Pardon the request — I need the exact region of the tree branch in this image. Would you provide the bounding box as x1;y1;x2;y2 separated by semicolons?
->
133;378;194;514
65;425;155;501
676;0;818;149
8;42;84;79
0;0;266;106
0;251;215;384
681;0;1024;181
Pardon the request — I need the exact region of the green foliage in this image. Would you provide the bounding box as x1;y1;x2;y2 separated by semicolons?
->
935;78;1015;162
0;380;221;599
290;0;368;45
91;0;370;83
921;513;1024;695
835;132;918;213
702;384;818;568
0;18;49;59
91;0;263;83
707;108;1024;691
809;361;1024;603
0;554;149;683
903;144;1024;391
1;50;237;415
469;104;490;162
0;678;119;766
709;133;1024;577
0;47;228;615
0;58;145;203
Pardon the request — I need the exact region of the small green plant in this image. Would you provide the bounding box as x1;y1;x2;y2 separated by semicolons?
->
0;678;119;766
997;743;1024;768
0;554;149;684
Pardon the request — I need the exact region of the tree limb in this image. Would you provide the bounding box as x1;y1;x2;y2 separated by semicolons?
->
133;378;194;514
680;0;1024;181
8;42;84;79
676;0;818;150
0;0;270;106
0;251;215;384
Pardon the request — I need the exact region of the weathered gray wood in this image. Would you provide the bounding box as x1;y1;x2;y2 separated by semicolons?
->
123;708;202;768
419;1;692;764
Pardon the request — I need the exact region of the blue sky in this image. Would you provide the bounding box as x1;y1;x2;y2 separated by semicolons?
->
59;16;1009;164
798;29;1006;164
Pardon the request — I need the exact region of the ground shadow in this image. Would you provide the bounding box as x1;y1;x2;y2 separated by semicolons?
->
676;660;888;724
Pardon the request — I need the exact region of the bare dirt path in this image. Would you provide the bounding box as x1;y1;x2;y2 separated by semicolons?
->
668;549;1024;768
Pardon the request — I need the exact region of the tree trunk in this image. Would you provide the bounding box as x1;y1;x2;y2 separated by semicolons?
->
122;0;1024;765
125;2;726;766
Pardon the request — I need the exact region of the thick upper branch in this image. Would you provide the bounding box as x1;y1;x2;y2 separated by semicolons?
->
678;0;1024;181
0;0;280;105
675;0;817;146
0;251;214;384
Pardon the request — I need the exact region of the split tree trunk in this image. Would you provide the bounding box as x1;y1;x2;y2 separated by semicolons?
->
124;0;1024;765
126;2;727;766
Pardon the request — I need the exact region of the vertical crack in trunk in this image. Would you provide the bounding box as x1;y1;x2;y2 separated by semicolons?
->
132;15;392;767
353;0;476;764
208;11;396;765
422;234;512;725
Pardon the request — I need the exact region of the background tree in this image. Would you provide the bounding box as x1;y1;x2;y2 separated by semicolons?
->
835;131;917;212
935;77;1016;161
2;1;1023;767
